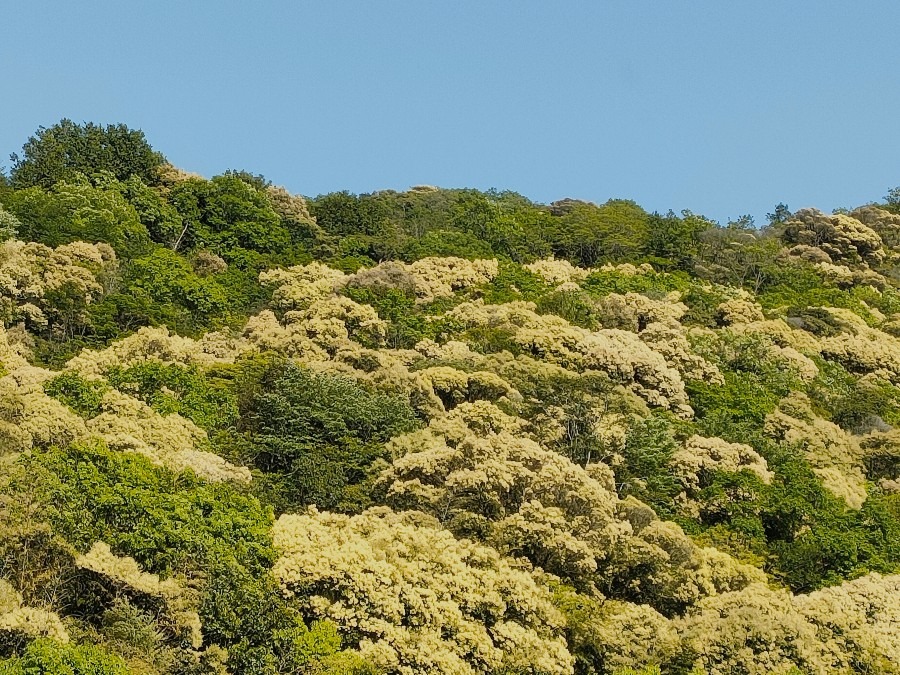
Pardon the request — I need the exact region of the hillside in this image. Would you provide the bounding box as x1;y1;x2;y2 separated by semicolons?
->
1;120;899;675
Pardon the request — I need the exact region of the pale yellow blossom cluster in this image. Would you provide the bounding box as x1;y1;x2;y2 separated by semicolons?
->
448;300;692;415
765;393;867;508
0;578;69;645
349;256;500;303
414;366;517;409
586;292;724;384
638;323;724;385
0;366;86;454
783;208;886;267
597;292;686;331
716;297;765;325
1;325;249;481
525;257;591;284
411;338;472;362
380;401;617;582
240;262;397;359
795;572;900;672
273;506;574;675
65;326;243;379
859;426;900;484
379;402;764;611
260;262;347;311
76;542;202;648
265;184;316;228
851;205;900;250
819;310;900;384
407;257;499;301
557;588;680;674
0;325;31;372
242;295;386;361
671;435;773;494
676;582;831;675
597;262;655;276
87;389;250;483
725;315;823;355
814;261;886;289
673;572;900;674
0;239;116;331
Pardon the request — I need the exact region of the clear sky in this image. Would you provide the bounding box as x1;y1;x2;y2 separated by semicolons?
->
3;1;899;225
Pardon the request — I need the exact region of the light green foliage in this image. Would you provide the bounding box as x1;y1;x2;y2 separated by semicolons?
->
403;228;496;260
43;372;108;419
2;176;151;256
582;268;690;297
0;639;129;675
18;441;274;577
481;261;550;304
126;247;229;322
106;362;238;431
615;415;682;516
552;199;647;265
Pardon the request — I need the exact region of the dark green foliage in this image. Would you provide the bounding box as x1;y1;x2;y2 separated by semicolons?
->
226;361;418;513
679;284;731;327
535;289;602;329
43;372;107;419
830;377;900;434
9;119;165;189
118;175;184;247
310;190;391;238
168;174;291;256
343;285;431;349
643;210;711;272
22;442;274;577
692;469;770;557
761;449;900;591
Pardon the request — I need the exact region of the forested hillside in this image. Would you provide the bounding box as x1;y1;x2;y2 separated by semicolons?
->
1;120;900;675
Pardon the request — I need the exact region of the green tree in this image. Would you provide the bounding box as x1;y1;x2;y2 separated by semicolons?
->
2;176;151;256
0;639;129;675
168;174;291;256
229;361;418;513
643;209;714;271
551;199;650;266
10;119;165;189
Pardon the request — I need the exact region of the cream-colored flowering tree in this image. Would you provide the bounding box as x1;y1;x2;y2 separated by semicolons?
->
273;506;574;675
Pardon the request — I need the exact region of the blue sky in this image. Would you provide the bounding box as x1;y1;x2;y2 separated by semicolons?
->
3;1;899;225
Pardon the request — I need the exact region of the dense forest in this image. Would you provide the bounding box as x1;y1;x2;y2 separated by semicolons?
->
1;119;899;675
